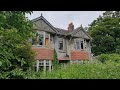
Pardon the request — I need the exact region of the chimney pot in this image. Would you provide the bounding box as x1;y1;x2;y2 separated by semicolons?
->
68;22;74;31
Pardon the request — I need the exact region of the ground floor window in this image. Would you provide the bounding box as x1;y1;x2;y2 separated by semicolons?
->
35;60;52;72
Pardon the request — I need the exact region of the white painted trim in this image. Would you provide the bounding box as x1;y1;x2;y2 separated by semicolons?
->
43;60;46;72
36;60;39;72
49;60;51;71
43;32;45;47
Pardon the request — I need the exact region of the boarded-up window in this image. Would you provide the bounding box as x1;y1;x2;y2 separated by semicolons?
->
45;38;49;47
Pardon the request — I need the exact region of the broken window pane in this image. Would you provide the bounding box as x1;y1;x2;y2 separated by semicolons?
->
39;34;44;45
81;41;83;49
59;40;63;50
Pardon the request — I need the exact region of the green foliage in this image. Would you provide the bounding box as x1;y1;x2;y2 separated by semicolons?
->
1;54;120;79
103;11;120;18
97;53;120;63
0;11;35;72
0;11;33;39
41;61;120;79
96;54;110;63
88;11;120;55
53;49;59;67
0;28;35;72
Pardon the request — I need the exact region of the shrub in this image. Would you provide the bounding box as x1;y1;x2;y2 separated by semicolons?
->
96;54;110;63
96;53;120;63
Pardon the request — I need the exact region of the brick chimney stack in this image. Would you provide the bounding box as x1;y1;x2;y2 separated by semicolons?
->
68;22;74;31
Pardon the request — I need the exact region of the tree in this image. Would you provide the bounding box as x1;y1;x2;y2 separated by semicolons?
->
0;11;35;72
103;11;120;18
88;11;120;56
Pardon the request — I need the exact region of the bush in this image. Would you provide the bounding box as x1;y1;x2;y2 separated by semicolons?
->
96;54;110;63
96;53;120;63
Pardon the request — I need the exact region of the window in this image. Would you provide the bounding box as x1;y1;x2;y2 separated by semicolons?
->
39;60;44;66
81;41;83;49
45;38;49;47
39;34;44;45
76;40;80;50
45;33;49;47
74;39;84;50
32;31;50;47
58;39;63;50
46;60;49;66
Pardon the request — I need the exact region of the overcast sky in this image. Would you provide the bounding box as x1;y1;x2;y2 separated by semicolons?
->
26;11;104;30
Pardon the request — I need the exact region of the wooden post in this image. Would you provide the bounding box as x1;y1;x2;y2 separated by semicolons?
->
49;60;51;72
36;60;39;72
44;60;46;72
89;41;91;60
43;32;45;47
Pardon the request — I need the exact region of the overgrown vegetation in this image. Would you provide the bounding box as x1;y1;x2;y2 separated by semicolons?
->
88;11;120;55
1;11;120;79
52;49;59;70
0;11;35;73
1;53;120;79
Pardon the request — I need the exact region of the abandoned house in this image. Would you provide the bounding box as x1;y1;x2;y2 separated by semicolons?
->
31;14;92;72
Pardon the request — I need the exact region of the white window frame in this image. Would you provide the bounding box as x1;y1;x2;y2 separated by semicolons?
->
32;31;50;47
74;39;84;50
58;38;64;51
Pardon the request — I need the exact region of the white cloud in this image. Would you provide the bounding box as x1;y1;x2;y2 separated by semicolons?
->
26;11;103;30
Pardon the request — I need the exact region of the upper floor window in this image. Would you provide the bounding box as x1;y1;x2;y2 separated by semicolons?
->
32;31;50;47
39;34;44;45
74;39;84;50
76;40;80;50
58;39;63;50
45;33;49;47
81;41;83;49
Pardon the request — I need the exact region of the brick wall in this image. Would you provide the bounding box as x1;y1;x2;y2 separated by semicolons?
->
71;50;89;60
32;47;54;60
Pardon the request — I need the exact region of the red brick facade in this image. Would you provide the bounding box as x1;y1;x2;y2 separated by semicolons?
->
32;47;54;60
32;47;89;61
71;51;89;60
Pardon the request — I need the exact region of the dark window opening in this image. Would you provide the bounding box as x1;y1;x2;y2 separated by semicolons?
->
39;37;43;45
81;41;83;49
59;41;63;50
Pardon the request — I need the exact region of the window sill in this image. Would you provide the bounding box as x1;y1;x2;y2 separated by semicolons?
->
33;45;49;48
74;49;84;51
58;50;66;53
32;45;43;47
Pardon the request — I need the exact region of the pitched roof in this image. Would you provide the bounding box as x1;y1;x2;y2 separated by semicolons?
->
55;26;91;39
31;15;91;39
69;25;91;39
55;28;68;35
31;14;58;33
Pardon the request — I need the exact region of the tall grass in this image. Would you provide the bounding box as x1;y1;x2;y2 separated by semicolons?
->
40;61;120;79
1;54;120;79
